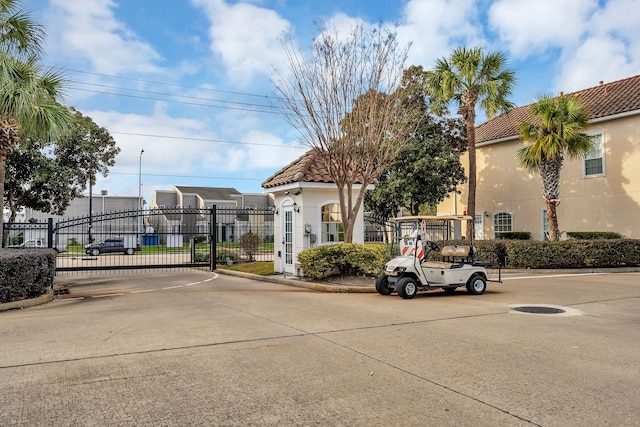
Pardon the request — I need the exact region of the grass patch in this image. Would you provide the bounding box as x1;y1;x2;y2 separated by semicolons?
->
218;261;275;275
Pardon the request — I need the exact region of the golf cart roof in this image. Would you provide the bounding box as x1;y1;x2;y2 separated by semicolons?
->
392;215;473;222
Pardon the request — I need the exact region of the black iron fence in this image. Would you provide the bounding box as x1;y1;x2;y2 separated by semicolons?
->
3;206;274;275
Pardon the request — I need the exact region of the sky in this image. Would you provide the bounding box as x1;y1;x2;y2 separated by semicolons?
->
28;0;640;205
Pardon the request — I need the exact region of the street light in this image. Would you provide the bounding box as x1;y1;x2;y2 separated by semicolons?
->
138;149;144;235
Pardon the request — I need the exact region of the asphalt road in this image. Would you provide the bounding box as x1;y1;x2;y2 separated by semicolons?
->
1;270;639;426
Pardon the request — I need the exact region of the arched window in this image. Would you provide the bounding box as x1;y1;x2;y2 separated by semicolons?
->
320;203;344;243
493;212;513;237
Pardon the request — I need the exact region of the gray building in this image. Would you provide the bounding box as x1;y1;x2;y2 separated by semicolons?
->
4;191;141;247
148;186;274;243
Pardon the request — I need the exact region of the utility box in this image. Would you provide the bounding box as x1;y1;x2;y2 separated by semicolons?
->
123;235;137;249
167;234;183;248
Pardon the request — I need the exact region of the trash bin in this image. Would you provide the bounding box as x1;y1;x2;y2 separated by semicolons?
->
142;235;159;246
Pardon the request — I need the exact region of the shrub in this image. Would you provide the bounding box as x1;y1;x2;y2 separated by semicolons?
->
193;235;208;244
0;249;55;303
297;243;391;279
496;231;531;240
567;231;622;240
215;249;237;264
239;232;260;261
504;239;640;268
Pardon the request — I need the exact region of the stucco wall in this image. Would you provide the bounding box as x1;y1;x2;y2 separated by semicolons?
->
270;186;367;274
439;114;640;239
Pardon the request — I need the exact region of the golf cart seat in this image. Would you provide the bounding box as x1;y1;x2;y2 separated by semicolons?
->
422;245;476;269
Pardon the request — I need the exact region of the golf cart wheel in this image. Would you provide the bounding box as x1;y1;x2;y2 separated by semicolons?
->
375;275;393;295
442;287;457;295
91;248;100;256
466;275;487;295
397;277;418;299
125;248;135;255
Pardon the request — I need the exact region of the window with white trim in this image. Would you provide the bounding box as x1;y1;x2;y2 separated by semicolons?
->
320;203;344;243
584;133;604;177
493;212;513;237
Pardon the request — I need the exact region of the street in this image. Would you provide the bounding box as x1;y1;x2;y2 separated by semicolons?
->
1;270;639;426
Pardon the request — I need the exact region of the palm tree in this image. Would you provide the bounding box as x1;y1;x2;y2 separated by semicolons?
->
427;47;515;238
516;94;592;241
0;0;70;243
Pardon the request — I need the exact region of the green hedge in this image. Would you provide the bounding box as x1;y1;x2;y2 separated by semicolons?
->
0;249;56;304
496;231;531;240
504;239;640;268
296;239;640;278
297;243;391;279
567;231;622;240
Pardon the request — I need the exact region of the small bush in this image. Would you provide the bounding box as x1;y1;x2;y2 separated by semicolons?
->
193;235;208;244
215;249;237;264
239;232;260;261
496;231;531;240
0;249;55;303
297;243;391;279
567;231;622;240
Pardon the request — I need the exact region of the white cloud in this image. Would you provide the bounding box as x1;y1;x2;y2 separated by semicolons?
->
554;36;638;93
552;0;640;94
399;0;485;68
488;0;598;57
86;104;213;175
190;0;291;83
45;0;163;75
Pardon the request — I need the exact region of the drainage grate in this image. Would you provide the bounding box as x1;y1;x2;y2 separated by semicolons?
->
512;306;566;314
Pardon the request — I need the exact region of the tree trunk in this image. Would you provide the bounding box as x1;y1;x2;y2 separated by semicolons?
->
465;116;476;240
0;151;6;247
545;199;560;241
539;155;563;241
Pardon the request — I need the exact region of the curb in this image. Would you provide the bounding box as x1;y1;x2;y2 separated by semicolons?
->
216;269;375;293
217;266;640;293
0;289;54;312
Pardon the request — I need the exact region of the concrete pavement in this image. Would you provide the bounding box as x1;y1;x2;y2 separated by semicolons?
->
1;269;639;426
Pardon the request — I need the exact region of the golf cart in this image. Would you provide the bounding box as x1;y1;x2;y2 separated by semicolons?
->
375;215;501;299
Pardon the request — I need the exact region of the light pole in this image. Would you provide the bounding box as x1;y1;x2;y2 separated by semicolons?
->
138;149;144;236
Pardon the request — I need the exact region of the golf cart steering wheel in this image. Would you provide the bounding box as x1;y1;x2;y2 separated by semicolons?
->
426;240;440;252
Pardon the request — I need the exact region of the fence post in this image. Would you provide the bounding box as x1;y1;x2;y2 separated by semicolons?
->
210;206;217;271
47;218;54;249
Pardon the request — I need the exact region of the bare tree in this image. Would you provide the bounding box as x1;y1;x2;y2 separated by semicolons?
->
275;24;420;242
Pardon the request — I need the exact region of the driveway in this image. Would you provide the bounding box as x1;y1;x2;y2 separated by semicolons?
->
1;270;639;426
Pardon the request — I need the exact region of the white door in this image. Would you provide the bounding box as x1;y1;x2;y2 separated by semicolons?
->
282;207;296;274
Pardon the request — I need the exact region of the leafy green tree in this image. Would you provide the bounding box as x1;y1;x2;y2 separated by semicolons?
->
55;107;120;194
516;94;592;241
366;66;467;219
0;0;71;242
427;47;515;237
4;108;120;222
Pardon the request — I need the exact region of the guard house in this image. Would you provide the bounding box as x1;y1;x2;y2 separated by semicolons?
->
262;150;372;276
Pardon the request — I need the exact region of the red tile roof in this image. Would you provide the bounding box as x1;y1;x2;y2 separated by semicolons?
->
262;149;334;188
476;74;640;144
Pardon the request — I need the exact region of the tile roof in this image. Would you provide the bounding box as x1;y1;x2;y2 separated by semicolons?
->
262;149;334;188
476;74;640;144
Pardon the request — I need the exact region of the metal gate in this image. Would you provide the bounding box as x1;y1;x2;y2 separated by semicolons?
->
3;206;274;275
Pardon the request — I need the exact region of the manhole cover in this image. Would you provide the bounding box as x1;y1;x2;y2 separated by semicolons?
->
512;306;566;314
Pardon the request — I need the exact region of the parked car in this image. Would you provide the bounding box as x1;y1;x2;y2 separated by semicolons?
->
8;239;68;254
85;238;140;256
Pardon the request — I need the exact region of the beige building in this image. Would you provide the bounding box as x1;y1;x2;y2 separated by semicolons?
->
438;74;640;240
